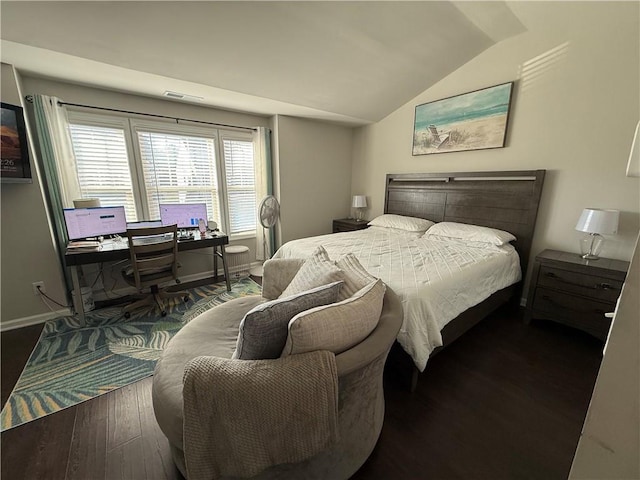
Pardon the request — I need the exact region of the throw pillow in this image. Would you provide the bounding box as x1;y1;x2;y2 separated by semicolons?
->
335;253;377;301
281;279;385;357
279;245;344;298
232;281;343;360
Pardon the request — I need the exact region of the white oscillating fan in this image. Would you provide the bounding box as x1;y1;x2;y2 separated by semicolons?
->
252;195;280;276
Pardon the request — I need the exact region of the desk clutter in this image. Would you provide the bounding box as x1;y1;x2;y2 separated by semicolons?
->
67;240;101;252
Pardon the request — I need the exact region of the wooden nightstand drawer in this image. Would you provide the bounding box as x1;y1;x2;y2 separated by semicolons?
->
538;266;623;303
532;287;612;339
533;287;612;319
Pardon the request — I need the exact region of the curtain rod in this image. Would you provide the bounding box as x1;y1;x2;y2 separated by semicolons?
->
24;95;257;132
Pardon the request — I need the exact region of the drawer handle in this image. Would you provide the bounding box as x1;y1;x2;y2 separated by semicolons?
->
543;272;615;291
542;295;609;316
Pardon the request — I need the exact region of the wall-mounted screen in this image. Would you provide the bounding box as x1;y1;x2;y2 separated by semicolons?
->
63;206;127;240
159;203;207;229
1;102;32;183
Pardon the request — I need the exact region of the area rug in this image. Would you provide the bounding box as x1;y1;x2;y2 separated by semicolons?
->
0;278;261;431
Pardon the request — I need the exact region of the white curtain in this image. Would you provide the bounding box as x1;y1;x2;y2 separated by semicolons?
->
253;127;274;261
33;95;81;207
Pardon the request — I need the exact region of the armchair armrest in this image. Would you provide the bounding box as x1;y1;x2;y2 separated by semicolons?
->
183;351;338;479
261;258;305;299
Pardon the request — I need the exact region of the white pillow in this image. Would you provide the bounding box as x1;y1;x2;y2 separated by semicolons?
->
424;222;516;246
368;214;435;233
279;246;344;298
281;279;385;357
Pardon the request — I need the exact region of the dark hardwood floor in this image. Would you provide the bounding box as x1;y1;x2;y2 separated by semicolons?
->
1;306;602;480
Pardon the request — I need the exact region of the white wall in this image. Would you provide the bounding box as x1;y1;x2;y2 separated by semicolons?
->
274;115;353;245
1;63;68;325
351;2;640;291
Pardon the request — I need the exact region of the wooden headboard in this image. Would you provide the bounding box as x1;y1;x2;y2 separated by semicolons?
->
384;170;546;276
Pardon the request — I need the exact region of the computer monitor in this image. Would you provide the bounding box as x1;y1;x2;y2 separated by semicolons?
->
159;203;208;229
63;206;127;241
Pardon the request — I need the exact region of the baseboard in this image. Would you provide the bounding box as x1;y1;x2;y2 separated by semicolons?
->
1;308;72;332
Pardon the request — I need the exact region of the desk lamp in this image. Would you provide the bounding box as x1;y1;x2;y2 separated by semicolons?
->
575;208;619;260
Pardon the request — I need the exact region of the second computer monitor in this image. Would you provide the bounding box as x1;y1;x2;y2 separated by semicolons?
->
159;203;208;229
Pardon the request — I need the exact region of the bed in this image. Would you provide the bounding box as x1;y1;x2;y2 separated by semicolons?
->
274;170;546;386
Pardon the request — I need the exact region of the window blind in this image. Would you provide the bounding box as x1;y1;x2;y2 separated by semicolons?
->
68;124;137;221
223;138;256;234
137;130;221;225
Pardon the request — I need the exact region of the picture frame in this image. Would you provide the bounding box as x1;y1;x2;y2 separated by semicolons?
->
412;82;514;156
1;102;32;183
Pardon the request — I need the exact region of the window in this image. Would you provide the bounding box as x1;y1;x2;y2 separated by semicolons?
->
67;112;257;238
68;122;138;221
222;137;256;233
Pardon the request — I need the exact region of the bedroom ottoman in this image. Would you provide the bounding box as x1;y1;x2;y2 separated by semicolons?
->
152;258;404;480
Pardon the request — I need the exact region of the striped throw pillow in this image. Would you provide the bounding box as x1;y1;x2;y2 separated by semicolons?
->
279;246;344;298
335;253;377;301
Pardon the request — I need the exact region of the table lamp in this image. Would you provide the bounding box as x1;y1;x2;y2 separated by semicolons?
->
575;208;619;260
352;195;367;221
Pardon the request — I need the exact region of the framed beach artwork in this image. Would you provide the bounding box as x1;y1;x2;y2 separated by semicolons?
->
412;82;514;156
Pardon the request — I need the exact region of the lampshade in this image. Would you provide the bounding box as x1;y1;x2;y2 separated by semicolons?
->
352;195;367;208
575;208;619;235
626;121;639;177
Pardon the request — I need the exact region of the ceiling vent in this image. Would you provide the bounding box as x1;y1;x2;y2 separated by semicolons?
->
163;91;204;102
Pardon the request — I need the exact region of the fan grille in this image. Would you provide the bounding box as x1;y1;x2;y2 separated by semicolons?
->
259;195;280;228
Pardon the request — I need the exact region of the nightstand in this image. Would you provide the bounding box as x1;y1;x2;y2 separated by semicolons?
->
525;249;630;340
332;218;369;233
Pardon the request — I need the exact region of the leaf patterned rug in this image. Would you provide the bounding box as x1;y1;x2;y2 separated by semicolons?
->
0;278;261;431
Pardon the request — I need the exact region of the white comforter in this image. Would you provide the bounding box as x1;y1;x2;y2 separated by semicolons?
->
272;227;521;371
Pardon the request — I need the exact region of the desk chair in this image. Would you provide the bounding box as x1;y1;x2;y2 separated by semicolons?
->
122;224;189;318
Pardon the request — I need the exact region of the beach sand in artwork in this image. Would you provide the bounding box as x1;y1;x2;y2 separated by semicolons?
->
413;114;508;155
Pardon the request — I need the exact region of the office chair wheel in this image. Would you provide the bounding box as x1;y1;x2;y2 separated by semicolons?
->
161;310;167;317
124;311;131;319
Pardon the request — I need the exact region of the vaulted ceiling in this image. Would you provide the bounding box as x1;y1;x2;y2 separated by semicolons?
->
0;1;526;125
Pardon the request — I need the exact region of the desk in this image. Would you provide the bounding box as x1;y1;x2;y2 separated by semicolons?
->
65;233;230;321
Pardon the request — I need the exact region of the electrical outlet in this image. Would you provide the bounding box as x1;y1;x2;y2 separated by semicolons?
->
32;281;46;296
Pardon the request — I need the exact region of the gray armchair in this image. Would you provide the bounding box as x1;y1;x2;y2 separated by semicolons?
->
152;258;403;479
